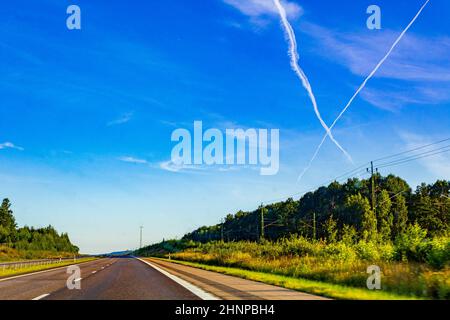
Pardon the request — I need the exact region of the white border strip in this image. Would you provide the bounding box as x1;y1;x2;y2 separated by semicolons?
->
136;257;220;300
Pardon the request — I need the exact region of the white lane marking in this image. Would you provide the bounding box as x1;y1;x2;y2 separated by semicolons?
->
92;271;97;274
0;259;102;283
136;257;219;300
32;293;50;300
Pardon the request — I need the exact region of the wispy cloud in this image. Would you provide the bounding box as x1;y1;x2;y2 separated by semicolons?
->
107;112;133;126
159;160;207;173
303;24;449;83
0;142;24;151
360;85;450;111
272;0;352;163
118;156;148;164
301;18;450;111
223;0;303;26
298;0;431;182
159;120;183;128
159;160;257;174
400;132;450;178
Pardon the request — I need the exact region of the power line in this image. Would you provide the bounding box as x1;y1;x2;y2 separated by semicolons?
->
211;137;450;240
261;170;368;205
211;138;450;229
262;169;369;205
373;138;450;162
261;138;450;207
331;162;370;181
376;144;450;167
375;189;408;208
377;147;450;169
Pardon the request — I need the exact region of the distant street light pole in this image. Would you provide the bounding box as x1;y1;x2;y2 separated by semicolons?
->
139;226;143;249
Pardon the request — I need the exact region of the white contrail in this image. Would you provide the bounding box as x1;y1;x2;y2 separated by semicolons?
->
272;0;353;163
298;0;431;182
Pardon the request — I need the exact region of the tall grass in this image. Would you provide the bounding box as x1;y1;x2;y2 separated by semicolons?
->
0;257;97;278
168;236;449;299
0;245;79;262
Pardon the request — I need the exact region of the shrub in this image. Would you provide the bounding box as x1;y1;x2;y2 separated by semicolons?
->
355;240;381;261
394;223;428;262
149;233;450;299
425;236;450;269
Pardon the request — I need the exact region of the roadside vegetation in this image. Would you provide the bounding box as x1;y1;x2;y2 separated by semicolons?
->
0;257;96;278
155;258;418;300
137;175;450;300
0;198;79;262
0;246;80;262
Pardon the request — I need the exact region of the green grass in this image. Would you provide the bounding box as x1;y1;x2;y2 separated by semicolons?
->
0;257;97;278
152;257;421;300
0;245;83;262
155;238;449;299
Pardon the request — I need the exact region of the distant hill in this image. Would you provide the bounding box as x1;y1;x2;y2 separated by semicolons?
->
103;250;133;256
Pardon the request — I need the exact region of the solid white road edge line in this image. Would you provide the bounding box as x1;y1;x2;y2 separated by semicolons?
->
136;257;220;301
32;293;50;300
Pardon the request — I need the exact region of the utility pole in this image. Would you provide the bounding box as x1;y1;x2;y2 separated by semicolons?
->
312;212;316;241
221;218;224;242
368;161;377;211
139;226;143;249
259;203;265;242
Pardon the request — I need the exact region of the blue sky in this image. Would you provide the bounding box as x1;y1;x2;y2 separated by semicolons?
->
0;0;449;253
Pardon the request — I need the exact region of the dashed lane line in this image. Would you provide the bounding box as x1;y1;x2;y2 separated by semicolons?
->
32;293;50;300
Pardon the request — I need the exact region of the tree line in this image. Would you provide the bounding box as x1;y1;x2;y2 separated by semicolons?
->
183;174;449;244
0;198;79;253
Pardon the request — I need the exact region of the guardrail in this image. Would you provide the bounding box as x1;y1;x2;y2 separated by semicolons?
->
0;257;84;272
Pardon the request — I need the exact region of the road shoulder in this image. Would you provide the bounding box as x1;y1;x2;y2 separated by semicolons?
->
143;257;328;300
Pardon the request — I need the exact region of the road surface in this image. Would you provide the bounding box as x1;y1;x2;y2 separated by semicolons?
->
0;257;326;300
0;258;199;300
145;258;328;300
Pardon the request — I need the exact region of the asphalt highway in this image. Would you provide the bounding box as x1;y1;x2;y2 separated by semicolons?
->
0;258;199;300
0;257;325;300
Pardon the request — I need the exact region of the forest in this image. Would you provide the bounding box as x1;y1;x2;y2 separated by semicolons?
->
0;198;79;255
137;174;449;299
183;174;449;246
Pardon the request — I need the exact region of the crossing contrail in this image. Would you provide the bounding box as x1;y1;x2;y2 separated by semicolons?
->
272;0;353;163
298;0;431;182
